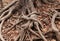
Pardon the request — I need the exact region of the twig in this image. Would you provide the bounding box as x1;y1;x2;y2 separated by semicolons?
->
34;22;47;41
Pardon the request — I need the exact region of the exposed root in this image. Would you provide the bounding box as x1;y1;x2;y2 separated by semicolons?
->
28;22;40;38
0;6;15;21
0;19;5;41
34;22;47;41
51;12;59;32
0;0;60;41
0;0;17;13
51;11;60;41
0;10;9;19
4;20;22;34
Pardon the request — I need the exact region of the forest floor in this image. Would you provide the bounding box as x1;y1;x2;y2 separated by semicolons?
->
0;0;60;41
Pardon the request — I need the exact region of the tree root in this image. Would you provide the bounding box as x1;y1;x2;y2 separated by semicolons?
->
51;11;60;41
0;6;15;21
1;0;60;41
0;0;17;13
51;12;59;32
0;19;5;41
0;10;9;19
34;22;47;41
